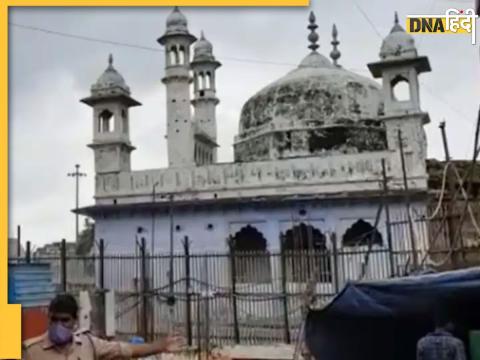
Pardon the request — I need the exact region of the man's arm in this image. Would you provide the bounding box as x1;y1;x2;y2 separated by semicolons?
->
90;334;185;359
129;336;185;358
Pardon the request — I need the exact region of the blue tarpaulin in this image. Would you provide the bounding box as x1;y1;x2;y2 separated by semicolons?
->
305;267;480;360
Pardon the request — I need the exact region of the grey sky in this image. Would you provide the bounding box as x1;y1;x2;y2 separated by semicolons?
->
8;0;479;247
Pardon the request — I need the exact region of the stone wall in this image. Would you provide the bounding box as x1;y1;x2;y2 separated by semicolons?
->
95;149;427;205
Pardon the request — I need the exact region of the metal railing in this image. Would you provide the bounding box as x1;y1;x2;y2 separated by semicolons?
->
10;236;478;346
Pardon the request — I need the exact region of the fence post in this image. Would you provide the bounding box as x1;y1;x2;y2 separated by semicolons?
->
183;236;192;346
17;225;21;258
99;239;105;290
140;236;149;341
228;236;240;344
61;239;67;293
94;238;106;337
25;241;31;264
280;234;291;344
331;232;340;293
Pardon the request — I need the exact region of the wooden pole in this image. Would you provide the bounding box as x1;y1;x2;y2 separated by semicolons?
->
439;121;461;265
381;159;396;277
450;110;480;261
398;130;419;269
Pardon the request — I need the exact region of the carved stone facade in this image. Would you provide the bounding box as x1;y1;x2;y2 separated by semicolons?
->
94;149;426;206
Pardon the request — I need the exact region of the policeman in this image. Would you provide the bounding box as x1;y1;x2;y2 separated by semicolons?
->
23;293;185;360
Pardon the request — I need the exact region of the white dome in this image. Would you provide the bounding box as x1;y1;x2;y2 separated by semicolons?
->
234;51;385;162
298;51;334;69
165;7;188;34
193;32;215;62
379;13;417;60
233;12;387;162
91;54;130;96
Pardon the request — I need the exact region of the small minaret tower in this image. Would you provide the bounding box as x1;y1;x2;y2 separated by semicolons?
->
368;12;431;163
191;31;221;165
158;7;197;167
81;54;141;174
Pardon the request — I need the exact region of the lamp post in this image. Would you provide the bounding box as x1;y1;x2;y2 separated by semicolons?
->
67;164;86;243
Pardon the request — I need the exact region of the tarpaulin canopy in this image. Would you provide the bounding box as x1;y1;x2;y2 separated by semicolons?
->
305;267;480;360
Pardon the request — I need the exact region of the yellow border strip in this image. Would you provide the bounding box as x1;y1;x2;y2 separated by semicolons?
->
2;1;21;358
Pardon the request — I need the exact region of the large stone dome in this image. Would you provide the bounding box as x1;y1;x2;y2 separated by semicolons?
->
234;50;386;162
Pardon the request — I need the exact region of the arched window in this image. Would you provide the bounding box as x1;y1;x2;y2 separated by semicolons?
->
99;109;114;133
391;75;410;102
205;72;212;89
169;46;178;65
229;225;271;284
342;219;383;247
178;46;185;65
121;109;128;134
282;223;331;283
200;72;206;90
197;73;204;90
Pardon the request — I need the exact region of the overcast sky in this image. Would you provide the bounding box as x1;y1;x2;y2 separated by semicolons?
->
8;0;479;247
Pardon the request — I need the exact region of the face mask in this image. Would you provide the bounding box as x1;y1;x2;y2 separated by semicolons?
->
48;323;73;346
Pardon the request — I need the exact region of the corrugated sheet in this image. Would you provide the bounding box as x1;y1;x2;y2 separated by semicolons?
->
8;263;56;308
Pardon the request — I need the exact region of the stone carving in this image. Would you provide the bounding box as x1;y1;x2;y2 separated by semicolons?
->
103;174;119;192
101;153;398;198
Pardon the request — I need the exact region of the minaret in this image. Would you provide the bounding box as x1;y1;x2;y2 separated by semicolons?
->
81;54;141;174
368;12;431;163
191;31;221;165
158;7;197;168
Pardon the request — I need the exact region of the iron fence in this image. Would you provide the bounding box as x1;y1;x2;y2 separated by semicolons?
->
10;236;477;346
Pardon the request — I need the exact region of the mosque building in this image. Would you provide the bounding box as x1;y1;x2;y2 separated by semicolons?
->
78;8;432;287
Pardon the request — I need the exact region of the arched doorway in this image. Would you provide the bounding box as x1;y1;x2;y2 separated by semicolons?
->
229;225;271;283
281;223;331;283
342;219;383;247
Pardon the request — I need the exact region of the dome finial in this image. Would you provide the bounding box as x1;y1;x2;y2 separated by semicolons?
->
200;30;205;40
108;53;113;67
164;6;189;33
330;24;341;67
391;11;404;32
307;11;320;52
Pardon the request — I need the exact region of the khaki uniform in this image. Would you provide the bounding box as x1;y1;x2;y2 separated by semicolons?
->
22;329;133;360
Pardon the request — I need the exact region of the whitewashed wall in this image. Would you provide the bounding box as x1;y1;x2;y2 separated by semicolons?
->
94;198;428;288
